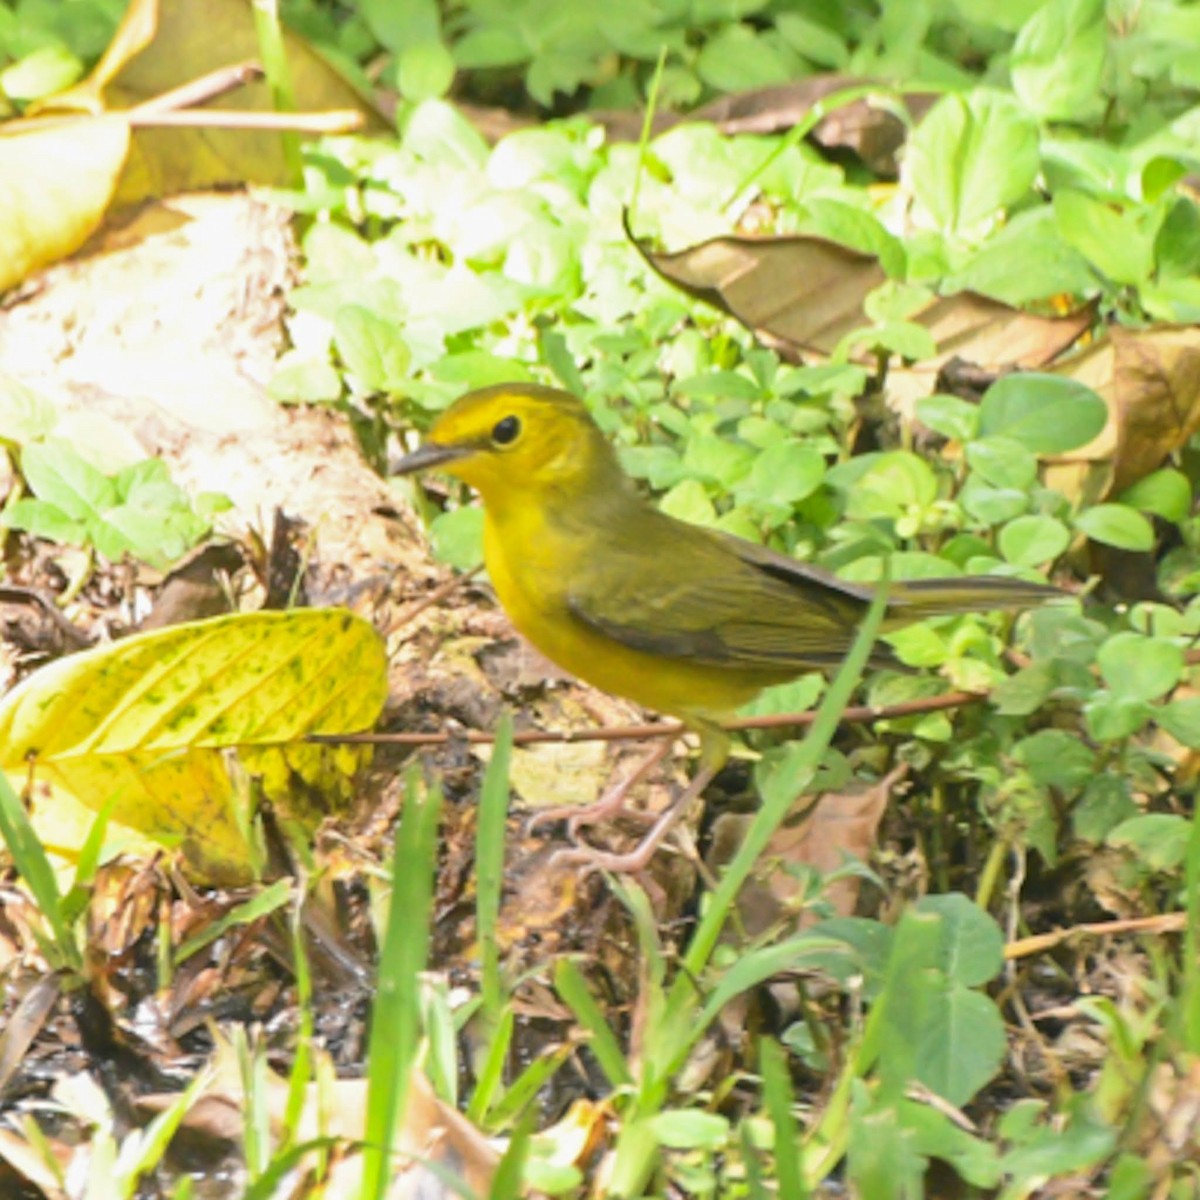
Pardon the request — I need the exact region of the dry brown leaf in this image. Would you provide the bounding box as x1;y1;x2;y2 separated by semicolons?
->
1045;325;1200;500
144;1039;498;1198
632;222;1092;383
50;0;386;206
708;764;904;936
632;226;888;357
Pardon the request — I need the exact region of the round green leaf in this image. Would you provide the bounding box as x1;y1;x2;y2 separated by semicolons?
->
1074;504;1155;551
741;440;826;506
397;40;456;101
978;374;1108;453
1117;468;1192;524
916;393;980;442
1096;632;1183;702
429;505;483;571
998;514;1070;567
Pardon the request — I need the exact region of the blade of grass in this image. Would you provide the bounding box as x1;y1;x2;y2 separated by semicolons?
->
554;957;634;1091
466;1006;514;1126
760;1038;806;1200
476;711;513;1026
360;767;443;1200
0;770;78;971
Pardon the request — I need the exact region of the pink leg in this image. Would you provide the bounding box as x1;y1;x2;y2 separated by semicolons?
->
552;758;720;874
524;739;674;836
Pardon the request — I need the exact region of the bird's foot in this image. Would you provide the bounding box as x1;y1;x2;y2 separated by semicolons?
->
523;740;672;837
550;760;715;874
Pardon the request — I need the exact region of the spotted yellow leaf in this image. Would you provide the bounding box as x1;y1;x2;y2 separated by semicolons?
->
0;608;387;880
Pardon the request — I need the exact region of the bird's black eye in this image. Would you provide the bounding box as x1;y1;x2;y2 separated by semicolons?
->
491;415;521;446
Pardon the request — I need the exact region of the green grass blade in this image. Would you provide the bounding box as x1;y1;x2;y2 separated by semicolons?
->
476;711;513;1025
0;770;77;970
554;957;634;1090
360;767;443;1200
760;1038;807;1200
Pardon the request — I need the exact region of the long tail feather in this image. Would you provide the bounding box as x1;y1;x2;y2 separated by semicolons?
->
887;575;1063;619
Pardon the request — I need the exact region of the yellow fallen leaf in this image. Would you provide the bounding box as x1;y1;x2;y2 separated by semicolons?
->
0;609;387;881
0;115;130;292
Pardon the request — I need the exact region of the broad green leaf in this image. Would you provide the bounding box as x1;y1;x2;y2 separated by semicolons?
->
1011;0;1107;121
1053;190;1160;287
650;1110;731;1151
1084;691;1152;741
943;206;1097;304
1096;631;1183;702
429;504;484;570
1013;729;1096;789
1157;696;1200;749
965;437;1038;489
1117;468;1192;524
0;610;387;880
998;514;1070;567
914;893;1004;987
843;451;938;521
1107;813;1190;872
334;305;412;394
738;440;826;506
915;393;979;442
915;986;1006;1107
978;374;1107;454
1074;503;1155;551
905;89;1039;234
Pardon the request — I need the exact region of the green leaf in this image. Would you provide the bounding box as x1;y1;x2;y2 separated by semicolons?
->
998;514;1070;567
915;393;979;442
915;986;1007;1108
1117;468;1192;524
944;206;1097;305
1011;0;1107;121
906;89;1040;233
650;1110;730;1151
1053;190;1160;287
1096;631;1183;702
1157;696;1200;749
269;353;342;405
978;374;1108;453
1084;691;1152;741
396;40;456;101
1074;504;1155;551
334;305;412;394
966;437;1038;489
19;438;114;522
1013;729;1096;789
429;505;484;571
842;451;938;521
915;893;1004;986
1107;813;1190;872
739;440;826;506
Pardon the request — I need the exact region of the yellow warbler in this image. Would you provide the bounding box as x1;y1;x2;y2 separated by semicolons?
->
392;383;1057;870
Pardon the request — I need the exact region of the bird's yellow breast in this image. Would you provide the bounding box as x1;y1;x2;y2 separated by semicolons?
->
482;505;762;721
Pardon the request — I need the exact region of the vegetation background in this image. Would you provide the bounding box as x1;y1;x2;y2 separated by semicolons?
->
1;0;1200;1196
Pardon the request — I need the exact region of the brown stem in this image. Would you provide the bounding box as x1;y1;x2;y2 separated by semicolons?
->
308;689;984;748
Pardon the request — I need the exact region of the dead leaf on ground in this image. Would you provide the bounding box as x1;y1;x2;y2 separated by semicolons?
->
707;764;904;937
596;77;937;177
630;220;1092;387
141;1036;499;1198
0;0;384;293
1045;324;1200;500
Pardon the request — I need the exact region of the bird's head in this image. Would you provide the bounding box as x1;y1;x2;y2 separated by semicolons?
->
391;383;623;506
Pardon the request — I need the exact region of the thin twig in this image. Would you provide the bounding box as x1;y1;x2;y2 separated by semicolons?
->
1004;911;1188;961
307;689;983;748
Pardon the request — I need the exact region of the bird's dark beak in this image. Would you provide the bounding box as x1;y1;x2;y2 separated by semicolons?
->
389;441;473;476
